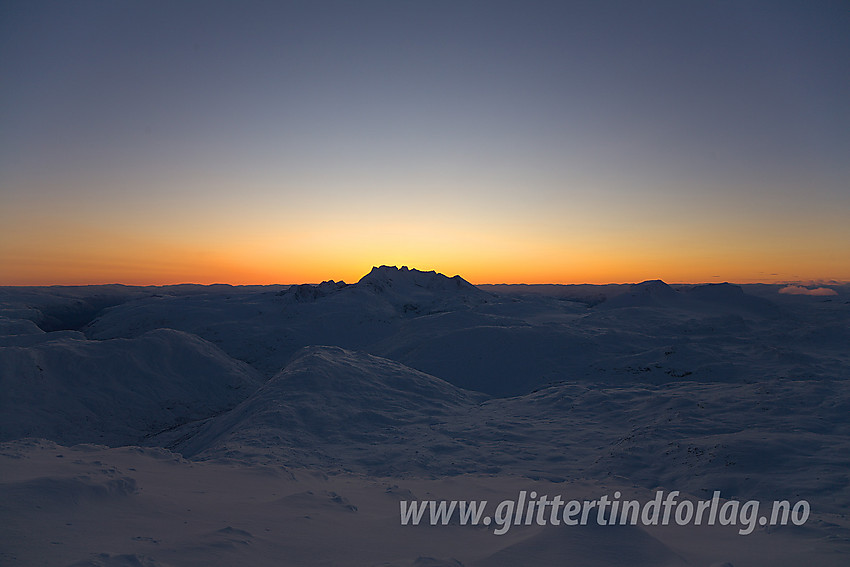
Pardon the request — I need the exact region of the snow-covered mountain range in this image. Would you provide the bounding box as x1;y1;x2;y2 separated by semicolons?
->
1;267;848;566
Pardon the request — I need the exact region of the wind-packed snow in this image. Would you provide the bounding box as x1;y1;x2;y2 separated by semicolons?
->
1;267;848;566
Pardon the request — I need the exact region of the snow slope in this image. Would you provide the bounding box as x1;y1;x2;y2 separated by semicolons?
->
145;347;849;516
162;345;484;474
1;440;848;567
0;268;848;565
0;328;261;445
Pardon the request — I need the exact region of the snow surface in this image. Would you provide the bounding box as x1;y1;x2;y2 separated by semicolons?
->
1;267;849;565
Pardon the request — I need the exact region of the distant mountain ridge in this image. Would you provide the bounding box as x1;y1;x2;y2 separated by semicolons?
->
357;265;481;293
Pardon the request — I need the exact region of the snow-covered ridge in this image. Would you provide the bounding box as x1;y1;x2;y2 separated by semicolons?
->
349;265;494;316
277;280;348;302
0;328;261;445
165;346;486;471
357;265;481;294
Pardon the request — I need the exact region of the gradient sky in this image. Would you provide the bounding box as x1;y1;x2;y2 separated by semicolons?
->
1;0;848;285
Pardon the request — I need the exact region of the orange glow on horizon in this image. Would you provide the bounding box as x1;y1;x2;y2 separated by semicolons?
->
2;200;848;286
2;250;846;287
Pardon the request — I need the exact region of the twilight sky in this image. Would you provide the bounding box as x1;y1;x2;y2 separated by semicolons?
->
1;0;848;285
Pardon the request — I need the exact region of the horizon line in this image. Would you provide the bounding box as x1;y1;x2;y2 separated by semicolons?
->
1;279;847;288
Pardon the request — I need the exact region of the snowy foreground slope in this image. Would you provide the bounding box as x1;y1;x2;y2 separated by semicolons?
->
1;267;849;566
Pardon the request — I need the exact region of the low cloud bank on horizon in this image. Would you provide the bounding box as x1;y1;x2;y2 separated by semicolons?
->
778;285;838;296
